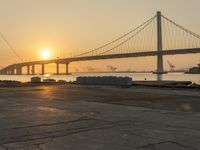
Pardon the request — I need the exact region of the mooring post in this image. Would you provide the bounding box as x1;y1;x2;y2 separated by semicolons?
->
157;11;164;74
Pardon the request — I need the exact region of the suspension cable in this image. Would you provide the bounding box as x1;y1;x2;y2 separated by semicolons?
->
0;32;23;62
161;15;200;40
76;15;157;57
98;17;155;55
100;19;154;55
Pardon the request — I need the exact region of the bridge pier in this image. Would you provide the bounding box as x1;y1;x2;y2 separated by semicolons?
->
66;63;69;75
6;70;10;75
11;68;15;75
2;70;6;75
41;64;45;75
56;63;59;75
19;67;22;75
9;70;12;75
31;65;35;75
16;67;22;75
27;65;30;75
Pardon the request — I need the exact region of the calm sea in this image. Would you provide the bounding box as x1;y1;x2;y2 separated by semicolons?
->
0;72;200;84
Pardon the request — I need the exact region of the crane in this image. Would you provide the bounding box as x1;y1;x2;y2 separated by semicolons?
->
107;65;117;72
167;61;175;72
87;66;95;72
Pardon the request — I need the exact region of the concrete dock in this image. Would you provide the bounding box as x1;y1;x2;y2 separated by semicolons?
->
0;85;200;150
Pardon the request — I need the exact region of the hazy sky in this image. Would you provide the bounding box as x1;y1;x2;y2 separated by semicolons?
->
0;0;200;71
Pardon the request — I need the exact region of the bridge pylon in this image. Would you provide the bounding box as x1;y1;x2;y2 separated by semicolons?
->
156;11;164;74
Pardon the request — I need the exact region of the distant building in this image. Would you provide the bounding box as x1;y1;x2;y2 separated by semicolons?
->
186;63;200;74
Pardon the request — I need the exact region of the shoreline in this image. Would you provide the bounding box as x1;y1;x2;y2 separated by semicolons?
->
0;73;199;85
0;79;199;89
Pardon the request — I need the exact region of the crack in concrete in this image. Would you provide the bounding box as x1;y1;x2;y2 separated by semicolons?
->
1;118;95;131
2;139;53;150
139;140;198;150
1;120;131;146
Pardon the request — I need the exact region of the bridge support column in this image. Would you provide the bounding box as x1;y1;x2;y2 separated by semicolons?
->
9;70;12;75
66;63;69;75
11;68;15;75
31;65;35;75
41;64;45;75
20;67;22;75
156;11;164;74
16;67;22;75
27;65;30;75
5;70;8;75
56;63;59;75
6;70;10;75
0;70;6;75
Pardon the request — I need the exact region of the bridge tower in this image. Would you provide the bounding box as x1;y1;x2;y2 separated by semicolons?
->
156;11;164;74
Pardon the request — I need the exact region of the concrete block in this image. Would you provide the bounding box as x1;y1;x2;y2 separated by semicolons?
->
76;76;132;86
43;79;56;82
76;77;84;84
31;77;41;83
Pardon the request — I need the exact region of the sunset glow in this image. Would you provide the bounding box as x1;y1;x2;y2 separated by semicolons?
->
0;0;199;72
41;49;51;60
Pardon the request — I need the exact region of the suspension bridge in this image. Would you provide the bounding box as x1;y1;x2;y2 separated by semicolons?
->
0;11;200;75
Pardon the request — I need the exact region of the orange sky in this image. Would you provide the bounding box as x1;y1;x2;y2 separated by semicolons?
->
0;0;200;72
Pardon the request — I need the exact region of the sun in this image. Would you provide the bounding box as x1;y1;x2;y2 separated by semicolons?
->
41;48;51;59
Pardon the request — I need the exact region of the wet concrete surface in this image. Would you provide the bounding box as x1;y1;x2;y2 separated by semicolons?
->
0;84;200;150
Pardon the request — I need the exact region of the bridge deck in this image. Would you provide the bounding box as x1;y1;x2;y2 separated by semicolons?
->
0;48;200;72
